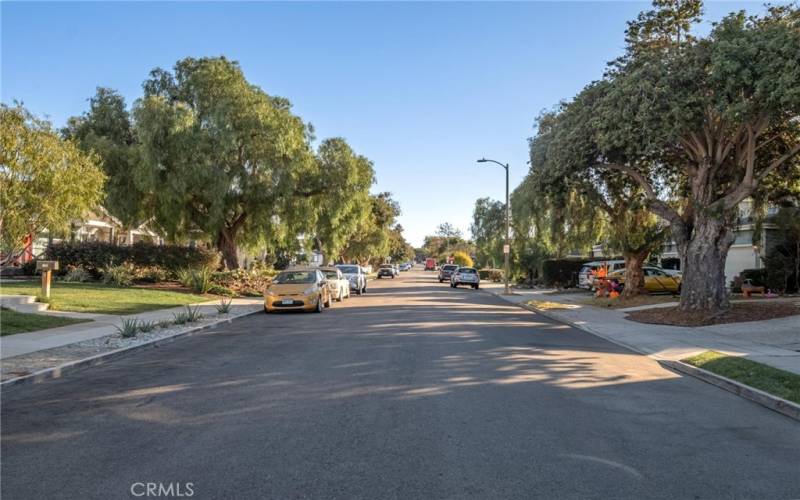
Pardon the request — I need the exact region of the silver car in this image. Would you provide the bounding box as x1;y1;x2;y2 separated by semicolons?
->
335;264;367;295
450;267;480;289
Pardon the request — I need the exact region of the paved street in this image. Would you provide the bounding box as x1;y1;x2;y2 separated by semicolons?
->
2;269;799;499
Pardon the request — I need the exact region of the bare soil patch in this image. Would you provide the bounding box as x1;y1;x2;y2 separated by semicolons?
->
626;301;800;326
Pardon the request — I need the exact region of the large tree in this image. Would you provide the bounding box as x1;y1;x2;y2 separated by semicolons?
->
133;57;318;268
309;138;375;264
531;83;667;297
341;192;401;265
601;3;800;311
470;197;505;268
0;105;105;256
63;88;147;228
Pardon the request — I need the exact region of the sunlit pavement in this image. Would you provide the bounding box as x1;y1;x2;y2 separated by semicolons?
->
2;269;799;499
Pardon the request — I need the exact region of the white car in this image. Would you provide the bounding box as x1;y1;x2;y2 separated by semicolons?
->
335;264;367;295
319;267;350;301
450;267;480;289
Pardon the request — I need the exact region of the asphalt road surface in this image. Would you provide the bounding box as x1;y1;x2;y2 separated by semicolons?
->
2;268;799;499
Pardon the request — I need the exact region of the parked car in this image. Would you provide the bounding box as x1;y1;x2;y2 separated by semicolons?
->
336;264;367;295
264;268;331;313
319;266;350;301
377;264;396;279
450;267;480;289
578;260;626;289
425;258;436;271
399;262;412;271
438;264;459;283
607;266;682;294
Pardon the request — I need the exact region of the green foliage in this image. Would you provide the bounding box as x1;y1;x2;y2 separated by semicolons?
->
341;192;402;264
45;241;218;277
62;266;92;283
471;198;506;268
177;267;213;294
115;318;139;338
62;88;146;227
133;57;315;269
216;296;233;314
541;259;592;288
183;305;204;322
172;311;190;325
138;320;158;333
479;269;505;282
451;251;473;267
101;263;136;287
0;104;105;255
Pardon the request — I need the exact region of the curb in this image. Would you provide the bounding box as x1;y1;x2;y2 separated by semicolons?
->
482;288;800;422
660;359;800;422
1;308;262;391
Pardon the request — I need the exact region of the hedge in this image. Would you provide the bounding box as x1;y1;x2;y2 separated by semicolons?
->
45;241;219;276
541;259;592;287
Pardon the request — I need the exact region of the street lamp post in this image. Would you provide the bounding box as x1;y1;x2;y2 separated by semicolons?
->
477;158;510;295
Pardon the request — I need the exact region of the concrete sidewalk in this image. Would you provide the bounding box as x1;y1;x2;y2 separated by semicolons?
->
0;297;263;359
481;283;800;376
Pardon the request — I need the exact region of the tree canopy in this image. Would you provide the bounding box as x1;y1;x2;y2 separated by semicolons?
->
1;105;105;255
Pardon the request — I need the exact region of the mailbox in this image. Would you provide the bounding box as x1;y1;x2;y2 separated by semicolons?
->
36;261;60;272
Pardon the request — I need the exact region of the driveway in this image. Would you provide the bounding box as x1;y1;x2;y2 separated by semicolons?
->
2;270;799;499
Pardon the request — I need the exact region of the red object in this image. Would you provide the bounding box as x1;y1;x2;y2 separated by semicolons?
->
425;258;436;271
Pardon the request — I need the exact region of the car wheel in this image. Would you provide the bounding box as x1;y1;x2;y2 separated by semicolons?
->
264;305;270;314
473;284;479;289
439;279;443;283
362;285;367;294
325;295;332;308
314;298;323;313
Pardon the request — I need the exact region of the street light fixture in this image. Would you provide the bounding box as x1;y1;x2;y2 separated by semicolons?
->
477;158;510;295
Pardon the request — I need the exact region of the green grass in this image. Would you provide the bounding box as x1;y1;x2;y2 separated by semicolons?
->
683;351;800;404
1;308;92;336
0;281;208;315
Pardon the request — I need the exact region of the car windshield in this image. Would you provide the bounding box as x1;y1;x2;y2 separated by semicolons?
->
273;271;316;284
337;266;359;274
458;268;477;274
323;270;339;279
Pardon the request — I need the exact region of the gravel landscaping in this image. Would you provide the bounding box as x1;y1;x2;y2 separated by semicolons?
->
1;304;261;382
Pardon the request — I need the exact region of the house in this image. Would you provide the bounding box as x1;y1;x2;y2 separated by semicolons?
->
22;207;164;262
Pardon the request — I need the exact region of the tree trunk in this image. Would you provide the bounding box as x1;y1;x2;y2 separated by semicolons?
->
621;251;648;298
678;217;735;312
216;227;239;270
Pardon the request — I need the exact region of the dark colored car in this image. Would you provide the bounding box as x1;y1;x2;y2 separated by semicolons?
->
377;264;395;279
438;264;459;283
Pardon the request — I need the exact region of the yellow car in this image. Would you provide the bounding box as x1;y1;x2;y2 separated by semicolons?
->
608;266;682;294
264;268;332;313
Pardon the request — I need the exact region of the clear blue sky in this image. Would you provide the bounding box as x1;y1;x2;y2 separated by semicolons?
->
1;1;771;246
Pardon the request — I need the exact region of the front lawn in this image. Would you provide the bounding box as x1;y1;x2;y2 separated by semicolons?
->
683;351;800;404
0;281;208;315
1;308;92;336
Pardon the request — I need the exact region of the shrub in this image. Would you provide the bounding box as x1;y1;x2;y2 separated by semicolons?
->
172;311;190;325
62;266;92;283
731;268;768;292
451;251;474;267
216;297;233;314
479;268;504;282
45;241;219;276
20;260;38;276
183;305;204;322
115;318;139;338
211;266;273;295
138;320;157;333
136;266;169;283
157;319;173;329
178;267;214;294
208;284;235;296
541;259;591;288
102;263;136;287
